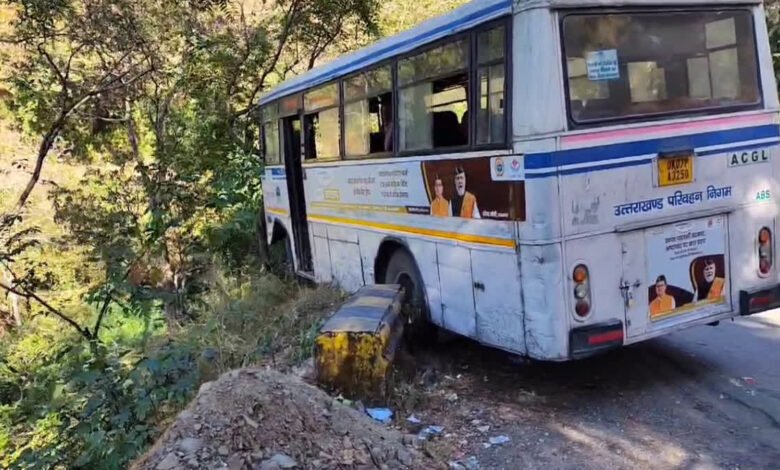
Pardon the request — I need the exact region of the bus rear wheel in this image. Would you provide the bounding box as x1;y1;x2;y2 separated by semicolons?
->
384;249;433;342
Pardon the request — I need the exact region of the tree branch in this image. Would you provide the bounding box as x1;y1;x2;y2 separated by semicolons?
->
235;0;302;118
92;292;114;339
37;44;67;90
0;281;92;340
13;65;152;212
306;14;346;70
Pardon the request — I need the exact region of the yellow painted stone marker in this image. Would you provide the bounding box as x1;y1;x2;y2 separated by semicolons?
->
314;284;405;400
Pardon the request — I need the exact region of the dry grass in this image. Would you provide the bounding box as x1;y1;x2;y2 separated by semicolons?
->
182;270;346;379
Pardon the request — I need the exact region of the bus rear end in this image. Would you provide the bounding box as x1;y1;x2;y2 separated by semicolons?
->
545;4;780;358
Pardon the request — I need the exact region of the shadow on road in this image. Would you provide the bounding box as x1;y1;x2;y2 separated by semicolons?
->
406;317;780;469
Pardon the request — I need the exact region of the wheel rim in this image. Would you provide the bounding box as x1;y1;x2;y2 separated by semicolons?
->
394;272;413;302
394;271;422;322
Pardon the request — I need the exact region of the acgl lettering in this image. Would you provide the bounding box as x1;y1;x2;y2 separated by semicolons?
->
729;149;769;167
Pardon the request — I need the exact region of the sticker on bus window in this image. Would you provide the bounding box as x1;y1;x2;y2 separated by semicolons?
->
586;49;620;81
491;156;524;181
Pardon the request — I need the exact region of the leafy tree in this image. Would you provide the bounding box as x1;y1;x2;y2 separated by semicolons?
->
0;0;471;468
1;0;380;327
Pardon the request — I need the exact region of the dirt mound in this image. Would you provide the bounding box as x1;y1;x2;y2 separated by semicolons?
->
131;368;438;470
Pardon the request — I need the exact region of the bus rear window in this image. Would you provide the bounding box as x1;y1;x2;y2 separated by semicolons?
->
562;10;761;125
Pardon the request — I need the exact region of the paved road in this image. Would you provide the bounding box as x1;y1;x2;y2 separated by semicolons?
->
413;311;780;469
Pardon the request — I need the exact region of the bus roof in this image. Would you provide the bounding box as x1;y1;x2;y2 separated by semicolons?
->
258;0;762;106
523;0;760;9
258;0;512;106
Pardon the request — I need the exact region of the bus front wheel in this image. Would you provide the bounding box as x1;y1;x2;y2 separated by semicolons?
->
384;249;432;340
269;233;293;277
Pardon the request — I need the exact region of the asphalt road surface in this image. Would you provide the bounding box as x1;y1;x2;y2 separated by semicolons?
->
414;310;780;470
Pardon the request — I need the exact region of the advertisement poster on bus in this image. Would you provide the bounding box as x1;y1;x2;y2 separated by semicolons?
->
306;156;526;221
645;216;728;321
421;158;525;221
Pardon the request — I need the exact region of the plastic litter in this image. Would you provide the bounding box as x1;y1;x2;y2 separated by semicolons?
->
449;456;479;470
407;415;422;424
488;435;511;446
418;425;444;440
366;408;393;423
729;378;744;388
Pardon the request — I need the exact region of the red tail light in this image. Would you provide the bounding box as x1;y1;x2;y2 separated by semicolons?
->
573;264;592;318
758;227;773;276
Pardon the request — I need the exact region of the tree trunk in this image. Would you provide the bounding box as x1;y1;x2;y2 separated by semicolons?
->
160;231;191;328
3;268;21;327
162;270;188;328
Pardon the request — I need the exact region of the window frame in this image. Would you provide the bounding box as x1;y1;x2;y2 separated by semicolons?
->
341;61;396;160
279;93;302;118
395;32;472;156
559;7;764;130
260;103;283;166
264;16;512;167
304;82;343;162
472;20;511;148
391;17;511;158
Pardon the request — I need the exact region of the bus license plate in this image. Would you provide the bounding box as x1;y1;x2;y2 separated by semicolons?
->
658;155;694;187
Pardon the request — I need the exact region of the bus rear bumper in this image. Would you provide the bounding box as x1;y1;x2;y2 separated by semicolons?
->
739;285;780;316
569;320;624;360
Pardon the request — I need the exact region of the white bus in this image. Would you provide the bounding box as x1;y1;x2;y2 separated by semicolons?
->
260;0;780;360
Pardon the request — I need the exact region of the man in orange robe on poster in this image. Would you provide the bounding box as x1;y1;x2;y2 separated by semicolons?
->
450;167;480;219
650;275;676;317
430;176;449;217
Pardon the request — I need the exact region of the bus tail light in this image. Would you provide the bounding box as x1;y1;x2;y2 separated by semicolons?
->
573;264;591;318
758;227;773;275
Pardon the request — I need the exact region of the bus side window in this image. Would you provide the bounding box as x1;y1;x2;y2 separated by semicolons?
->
476;26;506;145
304;83;341;160
398;38;470;152
343;65;393;158
261;103;281;165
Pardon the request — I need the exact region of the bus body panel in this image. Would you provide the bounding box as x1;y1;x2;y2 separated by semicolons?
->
327;239;364;293
512;7;566;137
515;138;563;243
404;238;444;328
311;227;333;284
472;249;526;354
754;4;780;110
437;244;478;338
563;235;625;336
520;243;568;359
262;168;300;271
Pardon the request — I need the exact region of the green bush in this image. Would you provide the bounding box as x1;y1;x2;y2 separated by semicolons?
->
0;269;340;469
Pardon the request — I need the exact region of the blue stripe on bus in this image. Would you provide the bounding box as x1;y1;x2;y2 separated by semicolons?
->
526;158;657;179
525;124;780;171
697;139;780;157
260;0;512;104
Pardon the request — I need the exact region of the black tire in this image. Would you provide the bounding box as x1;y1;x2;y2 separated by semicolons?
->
268;235;293;277
384;249;432;340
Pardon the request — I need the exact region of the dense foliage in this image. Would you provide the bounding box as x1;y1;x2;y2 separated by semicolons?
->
0;0;469;468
